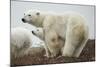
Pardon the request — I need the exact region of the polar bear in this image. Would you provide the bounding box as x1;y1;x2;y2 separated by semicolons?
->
11;27;45;58
22;10;89;58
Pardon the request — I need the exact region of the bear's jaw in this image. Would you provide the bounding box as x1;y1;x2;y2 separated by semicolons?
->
32;20;43;27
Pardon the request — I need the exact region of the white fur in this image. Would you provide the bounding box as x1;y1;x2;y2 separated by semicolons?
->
32;27;65;57
32;27;44;40
22;10;89;58
11;27;34;58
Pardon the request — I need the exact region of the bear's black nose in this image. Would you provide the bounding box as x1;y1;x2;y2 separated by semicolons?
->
32;31;36;35
22;18;25;22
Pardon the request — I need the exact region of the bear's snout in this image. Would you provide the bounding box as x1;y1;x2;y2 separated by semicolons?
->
22;18;26;22
32;31;36;35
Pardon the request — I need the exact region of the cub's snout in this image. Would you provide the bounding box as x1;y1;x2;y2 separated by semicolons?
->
32;31;36;35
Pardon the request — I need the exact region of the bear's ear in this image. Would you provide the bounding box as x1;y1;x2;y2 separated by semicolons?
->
36;12;40;15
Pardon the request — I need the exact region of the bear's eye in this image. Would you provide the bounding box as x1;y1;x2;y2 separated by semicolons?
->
28;14;31;16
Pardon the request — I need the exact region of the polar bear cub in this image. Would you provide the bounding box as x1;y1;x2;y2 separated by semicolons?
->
22;10;89;58
11;27;45;58
32;28;44;40
11;27;34;58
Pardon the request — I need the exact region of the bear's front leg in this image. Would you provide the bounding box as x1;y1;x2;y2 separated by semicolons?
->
45;30;60;58
49;47;60;57
43;43;51;57
62;40;75;57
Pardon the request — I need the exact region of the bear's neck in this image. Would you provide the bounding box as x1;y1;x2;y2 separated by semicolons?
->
35;14;46;27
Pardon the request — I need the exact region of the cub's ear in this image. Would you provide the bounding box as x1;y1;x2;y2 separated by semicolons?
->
36;12;40;15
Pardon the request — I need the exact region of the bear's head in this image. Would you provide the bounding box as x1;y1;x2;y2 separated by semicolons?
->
22;10;45;27
32;27;44;40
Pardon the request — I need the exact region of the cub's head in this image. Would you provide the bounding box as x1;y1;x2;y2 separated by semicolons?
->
32;27;44;40
22;10;43;27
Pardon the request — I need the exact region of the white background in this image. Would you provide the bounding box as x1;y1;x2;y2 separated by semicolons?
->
0;0;98;67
